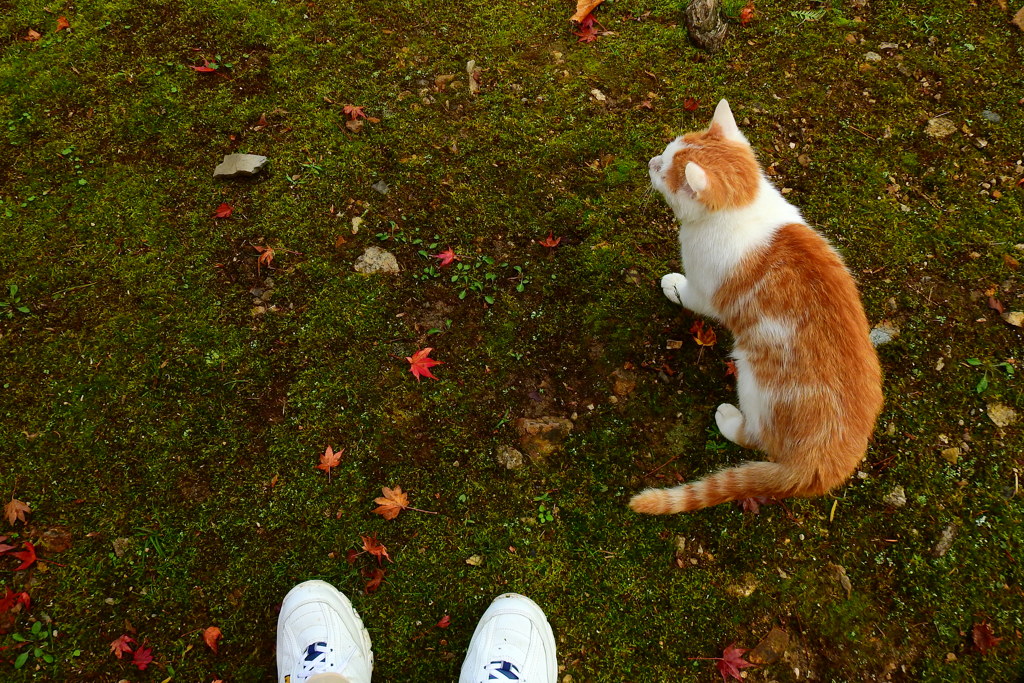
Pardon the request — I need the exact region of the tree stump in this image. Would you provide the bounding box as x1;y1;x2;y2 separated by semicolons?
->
684;0;728;53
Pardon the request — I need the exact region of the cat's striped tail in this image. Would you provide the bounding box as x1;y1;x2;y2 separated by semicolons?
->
629;461;809;514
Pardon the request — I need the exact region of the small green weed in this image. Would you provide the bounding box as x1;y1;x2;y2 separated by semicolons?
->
9;621;56;670
534;493;555;524
0;285;31;318
965;357;1015;394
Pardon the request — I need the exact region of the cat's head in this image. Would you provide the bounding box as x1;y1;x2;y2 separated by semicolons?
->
649;99;761;219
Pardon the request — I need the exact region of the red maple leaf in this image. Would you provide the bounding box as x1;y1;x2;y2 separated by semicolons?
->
191;60;217;73
538;231;562;248
683;97;700;112
724;360;738;380
973;622;1003;655
109;634;135;659
345;548;359;564
362;567;385;593
436;614;452;628
690;320;717;347
212;203;234;219
431;248;459;267
253;244;275;274
361;534;392;564
10;542;36;571
0;535;15;554
343;105;368;121
406;347;442;381
716;643;754;681
739;1;755;25
0;587;30;614
316;445;344;475
574;14;600;43
55;16;71;32
132;642;154;670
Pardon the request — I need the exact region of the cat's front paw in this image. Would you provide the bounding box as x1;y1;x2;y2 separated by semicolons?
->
661;273;688;305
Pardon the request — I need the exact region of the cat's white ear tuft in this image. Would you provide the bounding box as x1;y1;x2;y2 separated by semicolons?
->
684;162;708;194
711;99;745;142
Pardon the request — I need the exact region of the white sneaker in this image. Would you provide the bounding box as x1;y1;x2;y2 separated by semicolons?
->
276;580;373;683
459;593;557;683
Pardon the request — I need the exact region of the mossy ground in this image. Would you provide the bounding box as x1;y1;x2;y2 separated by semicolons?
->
1;0;1022;680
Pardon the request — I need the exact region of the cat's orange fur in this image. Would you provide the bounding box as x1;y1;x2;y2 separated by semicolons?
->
630;100;883;514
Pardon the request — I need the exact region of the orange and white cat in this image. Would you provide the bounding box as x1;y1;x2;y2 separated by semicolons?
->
630;100;883;515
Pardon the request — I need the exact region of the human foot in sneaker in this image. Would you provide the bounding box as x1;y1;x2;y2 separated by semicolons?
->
459;593;557;683
276;580;373;683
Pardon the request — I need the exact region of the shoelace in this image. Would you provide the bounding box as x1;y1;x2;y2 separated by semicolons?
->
481;659;521;680
295;641;355;681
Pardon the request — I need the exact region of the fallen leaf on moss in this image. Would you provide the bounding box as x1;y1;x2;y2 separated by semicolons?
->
973;622;1003;654
132;642;154;670
406;347;443;382
9;542;36;571
212;203;234;219
316;445;343;476
4;499;30;526
204;626;222;653
373;486;410;520
361;534;391;564
570;0;605;23
716;643;754;681
362;567;385;593
110;634;135;659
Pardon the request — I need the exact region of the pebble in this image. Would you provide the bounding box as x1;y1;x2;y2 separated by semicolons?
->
932;525;957;557
353;246;400;275
986;403;1018;428
864;51;882;62
883;486;907;507
371;180;390;195
981;110;1002;123
869;320;900;346
924;117;957;139
495;445;525;470
213;153;268;178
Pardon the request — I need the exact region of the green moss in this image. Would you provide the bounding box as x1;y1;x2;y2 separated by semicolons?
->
1;0;1022;680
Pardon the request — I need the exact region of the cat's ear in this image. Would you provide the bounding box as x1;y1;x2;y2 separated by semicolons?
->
710;99;745;143
684;162;708;194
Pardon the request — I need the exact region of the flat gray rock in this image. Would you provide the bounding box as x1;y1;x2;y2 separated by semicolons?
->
353;246;400;275
214;153;269;178
869;320;900;347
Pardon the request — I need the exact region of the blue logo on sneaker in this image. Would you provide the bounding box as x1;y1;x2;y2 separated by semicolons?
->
304;642;327;662
485;660;521;680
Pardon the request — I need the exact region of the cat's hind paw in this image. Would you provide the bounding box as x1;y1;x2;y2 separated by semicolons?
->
715;403;746;445
661;273;687;305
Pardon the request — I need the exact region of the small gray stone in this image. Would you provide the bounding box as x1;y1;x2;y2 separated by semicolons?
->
878;42;899;50
496;445;525;470
353;246;400;275
869;320;900;347
924;117;957;139
981;110;1002;123
371;180;390;195
932;525;957;557
112;537;133;558
213;153;269;178
883;485;907;508
864;51;882;62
